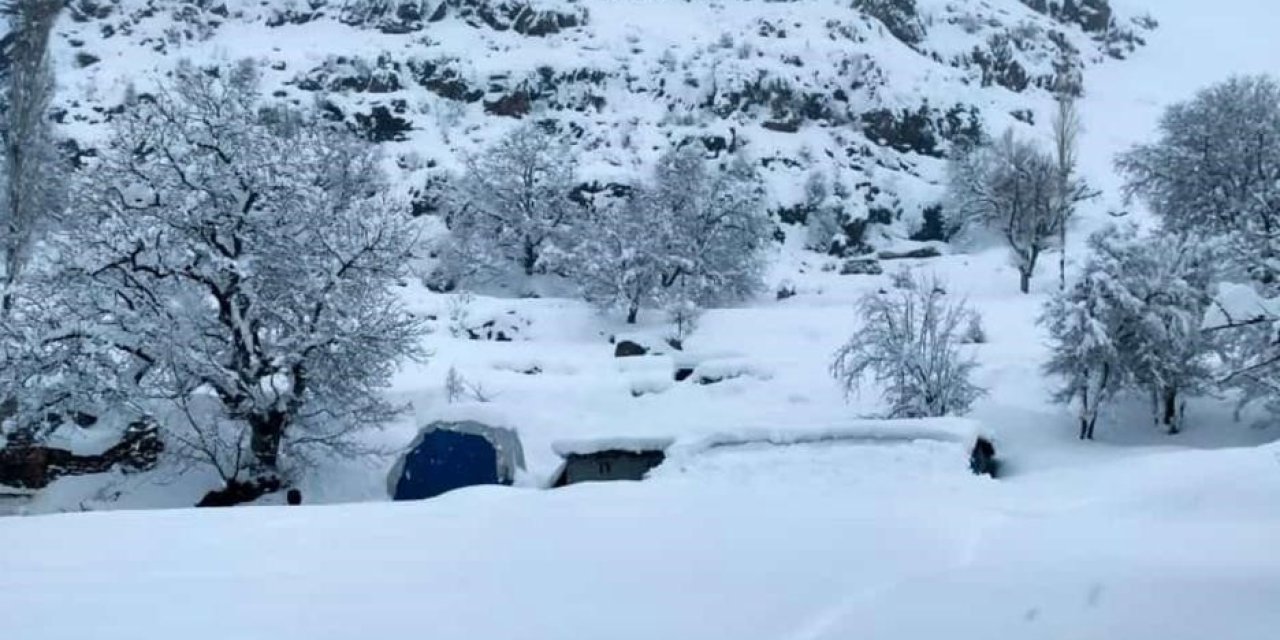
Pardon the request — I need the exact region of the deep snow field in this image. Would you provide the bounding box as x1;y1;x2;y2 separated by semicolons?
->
4;1;1280;639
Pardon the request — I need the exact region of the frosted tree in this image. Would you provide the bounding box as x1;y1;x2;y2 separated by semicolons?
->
571;187;669;324
949;129;1063;294
1090;227;1217;434
446;124;580;279
1118;75;1280;420
0;0;62;315
831;274;984;418
1041;266;1123;440
649;146;772;306
571;146;771;324
1117;75;1280;282
1043;226;1216;438
67;59;426;478
0;0;66;438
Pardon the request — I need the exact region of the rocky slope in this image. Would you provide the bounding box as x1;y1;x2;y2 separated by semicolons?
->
49;0;1152;253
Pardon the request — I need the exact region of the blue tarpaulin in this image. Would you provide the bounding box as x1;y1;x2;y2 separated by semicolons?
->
392;429;501;501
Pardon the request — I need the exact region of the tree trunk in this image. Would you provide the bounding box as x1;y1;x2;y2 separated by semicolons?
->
1019;269;1031;294
248;410;288;471
1059;229;1067;291
1161;386;1180;435
626;303;639;324
521;239;537;276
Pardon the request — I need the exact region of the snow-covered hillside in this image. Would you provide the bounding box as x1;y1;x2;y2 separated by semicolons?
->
4;0;1280;638
51;0;1151;244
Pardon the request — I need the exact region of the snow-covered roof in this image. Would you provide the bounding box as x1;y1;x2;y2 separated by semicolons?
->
552;437;677;457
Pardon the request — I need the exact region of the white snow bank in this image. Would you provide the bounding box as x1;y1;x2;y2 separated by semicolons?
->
685;417;989;453
689;358;775;384
4;442;1278;640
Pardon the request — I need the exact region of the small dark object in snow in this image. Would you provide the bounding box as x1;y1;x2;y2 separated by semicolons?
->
286;489;302;506
840;259;883;275
969;437;998;477
674;367;695;382
665;337;683;351
614;340;648;357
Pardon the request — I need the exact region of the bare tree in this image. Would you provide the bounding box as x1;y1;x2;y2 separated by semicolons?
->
1052;94;1091;291
67;59;427;478
831;274;984;418
950;130;1055;293
1050;49;1090;291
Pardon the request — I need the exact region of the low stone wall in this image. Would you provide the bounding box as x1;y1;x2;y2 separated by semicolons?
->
0;420;163;489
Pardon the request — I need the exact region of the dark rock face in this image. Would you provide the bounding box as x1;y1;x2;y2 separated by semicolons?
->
673;367;695;382
840;258;884;275
614;340;648;358
353;105;412;142
485;90;531;117
0;419;164;490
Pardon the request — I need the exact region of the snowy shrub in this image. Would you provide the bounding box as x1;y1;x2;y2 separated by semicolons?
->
665;298;702;349
65;59;427;476
447;291;476;338
445;366;466;404
831;274;984;418
445;124;581;279
890;266;915;290
961;313;987;345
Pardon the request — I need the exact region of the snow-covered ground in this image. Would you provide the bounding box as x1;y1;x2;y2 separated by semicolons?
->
3;439;1278;640
4;1;1280;638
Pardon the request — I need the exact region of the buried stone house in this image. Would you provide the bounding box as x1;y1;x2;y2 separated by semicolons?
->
388;420;526;501
549;437;674;488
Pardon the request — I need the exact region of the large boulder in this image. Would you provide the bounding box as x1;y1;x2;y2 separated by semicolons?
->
614;340;649;357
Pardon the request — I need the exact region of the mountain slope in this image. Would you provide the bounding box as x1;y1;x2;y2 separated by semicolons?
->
51;0;1151;245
